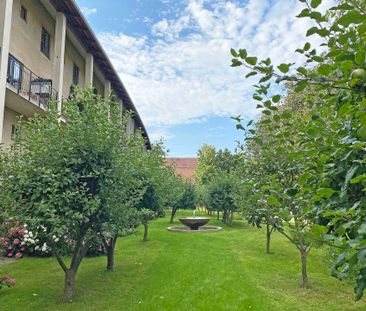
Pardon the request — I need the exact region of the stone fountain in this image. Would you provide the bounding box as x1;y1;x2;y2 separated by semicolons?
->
167;211;221;233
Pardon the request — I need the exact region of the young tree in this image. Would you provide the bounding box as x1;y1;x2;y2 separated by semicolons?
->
170;180;196;224
206;174;237;225
0;88;144;299
230;0;366;296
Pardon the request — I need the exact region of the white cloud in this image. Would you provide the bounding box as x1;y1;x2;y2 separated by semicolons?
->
148;127;175;141
81;7;97;17
98;0;336;129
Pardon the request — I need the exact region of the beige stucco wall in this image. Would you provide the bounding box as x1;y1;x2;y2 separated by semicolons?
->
63;37;86;97
2;106;20;148
0;1;5;45
9;0;55;82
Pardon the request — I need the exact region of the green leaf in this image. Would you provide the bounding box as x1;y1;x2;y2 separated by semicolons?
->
263;58;271;66
267;195;281;207
351;174;366;184
318;64;332;75
297;8;310;18
297;67;308;75
304;42;311;51
310;0;321;8
231;59;242;67
272;95;281;103
259;75;272;83
236;124;245;130
337;11;364;27
312;56;324;62
355;51;365;65
253;95;263;101
316;188;336;198
239;49;247;59
294;80;308;92
278;63;290;73
245;71;257;78
246;57;258;66
230;48;238;57
306;26;318;36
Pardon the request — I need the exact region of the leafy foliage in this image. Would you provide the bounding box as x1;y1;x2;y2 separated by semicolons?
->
230;0;366;299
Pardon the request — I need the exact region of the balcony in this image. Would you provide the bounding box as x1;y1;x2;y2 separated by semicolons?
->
6;54;58;112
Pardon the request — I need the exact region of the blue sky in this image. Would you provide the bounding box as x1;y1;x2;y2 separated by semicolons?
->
75;0;332;157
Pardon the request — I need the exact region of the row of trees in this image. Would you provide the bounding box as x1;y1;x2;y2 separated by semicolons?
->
228;0;366;300
0;88;184;299
196;146;239;225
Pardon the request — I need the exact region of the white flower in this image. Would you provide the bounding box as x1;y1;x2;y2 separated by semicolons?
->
29;231;33;237
35;246;39;250
54;238;59;243
24;230;28;234
24;234;29;238
21;241;25;246
52;235;56;239
24;224;28;228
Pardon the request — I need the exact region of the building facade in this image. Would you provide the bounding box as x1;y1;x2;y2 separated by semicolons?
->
0;0;150;149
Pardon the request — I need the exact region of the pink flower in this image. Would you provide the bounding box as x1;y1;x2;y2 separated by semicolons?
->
7;233;13;238
2;275;10;281
9;279;16;286
15;252;22;259
4;241;8;247
15;220;20;226
13;238;20;245
18;229;25;235
7;253;13;257
8;245;12;250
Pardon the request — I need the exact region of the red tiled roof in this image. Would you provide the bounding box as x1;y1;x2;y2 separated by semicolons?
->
165;158;198;181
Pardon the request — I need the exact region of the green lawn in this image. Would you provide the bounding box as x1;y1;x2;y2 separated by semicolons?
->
1;211;364;310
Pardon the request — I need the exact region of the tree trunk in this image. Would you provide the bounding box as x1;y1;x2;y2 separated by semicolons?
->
266;223;271;254
217;210;219;220
301;250;308;288
230;210;234;225
63;269;77;300
107;246;114;270
170;207;177;224
105;236;118;271
143;222;148;242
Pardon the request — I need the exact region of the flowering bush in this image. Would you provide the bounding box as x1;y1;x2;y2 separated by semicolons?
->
0;220;52;258
0;272;16;289
0;220;26;258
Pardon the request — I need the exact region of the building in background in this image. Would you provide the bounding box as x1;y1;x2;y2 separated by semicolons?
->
0;0;150;149
165;158;198;182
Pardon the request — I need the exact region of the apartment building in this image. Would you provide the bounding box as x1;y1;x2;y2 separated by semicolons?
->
0;0;150;149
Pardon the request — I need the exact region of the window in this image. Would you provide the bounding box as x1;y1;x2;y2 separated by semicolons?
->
72;64;79;85
40;27;50;58
20;6;27;22
11;125;18;139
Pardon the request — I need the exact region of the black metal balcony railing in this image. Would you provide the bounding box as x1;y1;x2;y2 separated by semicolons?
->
7;54;58;110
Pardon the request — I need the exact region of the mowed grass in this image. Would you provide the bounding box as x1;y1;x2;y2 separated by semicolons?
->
0;211;364;311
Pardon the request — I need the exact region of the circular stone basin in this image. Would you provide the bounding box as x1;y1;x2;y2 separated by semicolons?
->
167;226;222;233
178;217;210;230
